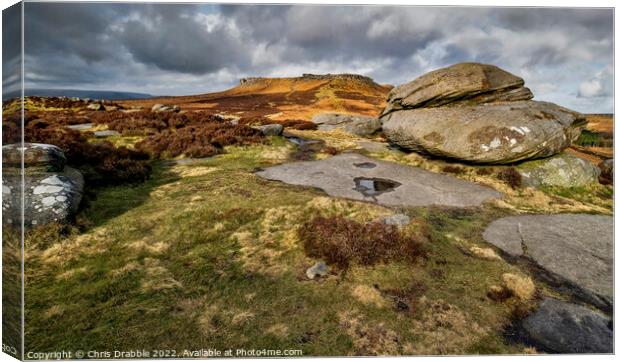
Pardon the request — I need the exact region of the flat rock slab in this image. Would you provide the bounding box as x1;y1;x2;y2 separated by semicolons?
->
522;297;612;353
256;153;501;207
66;123;94;131
483;214;613;305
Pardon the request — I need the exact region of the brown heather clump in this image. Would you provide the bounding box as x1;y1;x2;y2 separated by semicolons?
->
299;216;427;270
238;116;317;130
442;165;464;174
25;125;151;186
496;167;522;189
135;123;265;159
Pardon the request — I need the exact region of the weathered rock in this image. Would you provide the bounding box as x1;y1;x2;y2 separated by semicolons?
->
3;166;84;228
312;113;381;136
381;101;586;164
381;63;533;116
598;159;613;184
306;261;328;279
483;214;612;308
3;143;84;228
87;103;105;111
257;153;501;208
151;104;180;113
382;213;411;229
522;298;612;353
253;124;283;136
517;153;600;188
3;143;66;172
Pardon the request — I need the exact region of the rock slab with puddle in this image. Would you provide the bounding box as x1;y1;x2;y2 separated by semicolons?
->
483;214;613;309
256;153;501;207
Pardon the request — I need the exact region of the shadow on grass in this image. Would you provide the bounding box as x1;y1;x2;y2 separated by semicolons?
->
77;160;181;229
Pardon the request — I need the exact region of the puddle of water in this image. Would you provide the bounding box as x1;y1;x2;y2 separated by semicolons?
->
353;177;401;197
354;162;376;169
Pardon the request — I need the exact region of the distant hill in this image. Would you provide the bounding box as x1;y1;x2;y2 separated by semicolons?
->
119;74;392;120
3;88;152;101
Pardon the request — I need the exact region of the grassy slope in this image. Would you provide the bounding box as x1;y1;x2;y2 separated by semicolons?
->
23;130;613;356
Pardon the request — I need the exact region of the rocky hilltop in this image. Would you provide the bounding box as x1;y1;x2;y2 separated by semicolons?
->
240;73;377;85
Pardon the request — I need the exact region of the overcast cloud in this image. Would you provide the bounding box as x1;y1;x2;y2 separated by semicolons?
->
8;3;614;112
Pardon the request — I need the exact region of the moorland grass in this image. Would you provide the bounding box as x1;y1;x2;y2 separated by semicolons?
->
24;139;546;356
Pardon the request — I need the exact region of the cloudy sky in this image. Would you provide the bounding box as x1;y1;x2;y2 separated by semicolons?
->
4;3;614;112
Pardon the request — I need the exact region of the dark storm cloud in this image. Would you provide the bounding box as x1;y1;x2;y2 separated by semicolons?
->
16;3;614;112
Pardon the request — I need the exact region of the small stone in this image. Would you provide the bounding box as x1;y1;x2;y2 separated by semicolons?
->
253;124;284;136
306;261;328;280
382;213;411;229
502;273;535;300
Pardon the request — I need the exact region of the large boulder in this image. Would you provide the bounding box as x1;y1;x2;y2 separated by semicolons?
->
381;101;586;164
381;63;533;116
311;113;381;136
3;143;66;172
517;153;600;188
483;214;612;310
522;298;612;353
2;143;84;228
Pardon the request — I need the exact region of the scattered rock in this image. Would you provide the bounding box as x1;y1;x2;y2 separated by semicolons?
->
469;246;501;261
66;123;94;131
598;158;613;184
483;214;612;309
382;63;533;115
306;261;328;280
502;273;535;300
517;153;600;188
381;101;585;164
253;124;284;136
86;103;105;111
3;143;66;172
93;130;121;138
3;143;84;228
257;153;501;208
522;298;612;353
382;214;410;229
151;104;180;113
312;113;381;136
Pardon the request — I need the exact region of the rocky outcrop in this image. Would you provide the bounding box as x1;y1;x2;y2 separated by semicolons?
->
2;143;84;228
482;214;612;310
517;153;600;188
312;113;381;136
380;63;586;164
382;63;533;115
522;298;612;353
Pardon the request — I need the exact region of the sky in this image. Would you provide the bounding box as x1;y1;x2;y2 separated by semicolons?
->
2;3;614;113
